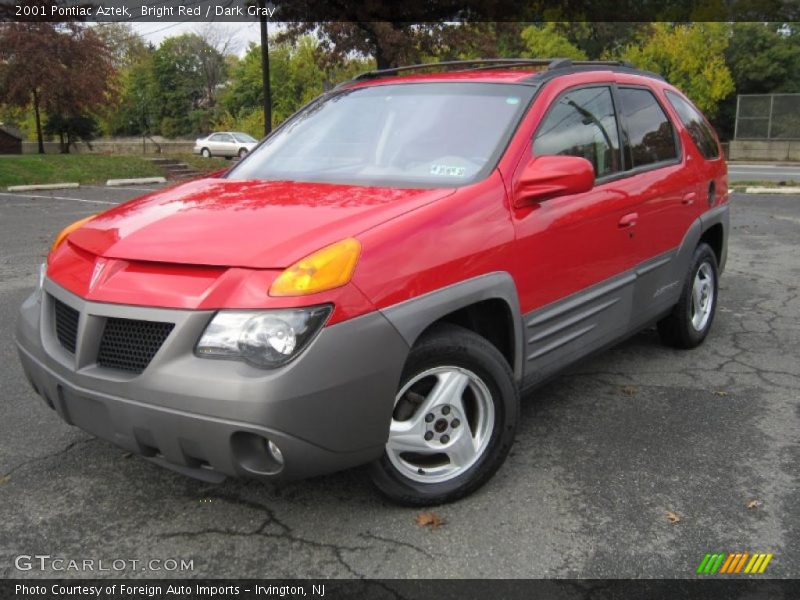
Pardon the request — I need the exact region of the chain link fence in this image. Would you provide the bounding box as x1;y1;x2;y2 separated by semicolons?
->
735;94;800;140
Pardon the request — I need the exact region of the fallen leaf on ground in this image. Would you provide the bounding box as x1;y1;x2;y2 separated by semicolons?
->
415;512;444;529
665;511;681;524
621;386;638;397
713;391;729;397
0;475;9;486
746;499;763;509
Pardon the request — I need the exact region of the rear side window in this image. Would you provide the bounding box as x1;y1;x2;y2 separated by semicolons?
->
533;86;621;178
618;88;678;168
665;91;720;159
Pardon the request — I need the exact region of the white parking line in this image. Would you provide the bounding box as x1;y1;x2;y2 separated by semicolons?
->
0;192;116;205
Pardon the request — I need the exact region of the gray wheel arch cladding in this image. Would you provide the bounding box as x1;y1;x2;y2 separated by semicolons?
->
379;272;525;382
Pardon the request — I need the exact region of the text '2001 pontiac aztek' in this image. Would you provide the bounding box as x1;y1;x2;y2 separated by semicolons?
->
17;59;728;505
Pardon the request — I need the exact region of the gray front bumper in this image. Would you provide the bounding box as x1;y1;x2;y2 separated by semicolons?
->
15;281;409;481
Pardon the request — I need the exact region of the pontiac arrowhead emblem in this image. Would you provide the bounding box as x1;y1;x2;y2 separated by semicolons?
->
89;259;107;291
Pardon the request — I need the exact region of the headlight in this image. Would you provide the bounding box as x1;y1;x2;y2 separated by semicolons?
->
195;306;331;368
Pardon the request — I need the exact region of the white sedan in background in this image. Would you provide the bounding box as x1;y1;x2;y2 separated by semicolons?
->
194;132;259;159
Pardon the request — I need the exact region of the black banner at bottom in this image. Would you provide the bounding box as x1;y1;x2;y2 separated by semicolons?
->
3;579;800;600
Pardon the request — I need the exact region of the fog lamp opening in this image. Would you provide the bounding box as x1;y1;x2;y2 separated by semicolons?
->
231;431;285;476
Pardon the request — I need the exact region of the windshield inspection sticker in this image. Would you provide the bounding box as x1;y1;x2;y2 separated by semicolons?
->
506;97;521;105
430;165;466;177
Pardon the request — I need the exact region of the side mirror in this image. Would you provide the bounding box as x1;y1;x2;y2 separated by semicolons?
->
513;155;595;207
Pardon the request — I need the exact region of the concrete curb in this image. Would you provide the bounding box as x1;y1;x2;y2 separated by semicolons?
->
743;187;800;194
7;182;80;192
106;177;167;187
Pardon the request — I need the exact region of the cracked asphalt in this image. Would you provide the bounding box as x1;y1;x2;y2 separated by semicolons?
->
0;186;797;579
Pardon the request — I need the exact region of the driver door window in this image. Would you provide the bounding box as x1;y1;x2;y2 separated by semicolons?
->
533;86;621;178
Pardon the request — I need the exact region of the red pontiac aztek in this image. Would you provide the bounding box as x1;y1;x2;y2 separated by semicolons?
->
16;59;728;505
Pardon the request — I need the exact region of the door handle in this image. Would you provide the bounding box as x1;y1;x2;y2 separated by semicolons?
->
618;212;638;228
682;192;697;205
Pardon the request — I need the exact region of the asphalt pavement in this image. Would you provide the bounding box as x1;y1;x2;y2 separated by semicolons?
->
0;185;797;579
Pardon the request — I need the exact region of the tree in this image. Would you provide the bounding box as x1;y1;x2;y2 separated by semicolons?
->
194;25;239;108
714;23;800;139
726;23;800;94
95;22;149;70
44;114;97;153
558;22;650;60
520;23;587;60
152;33;227;136
103;45;159;137
277;22;464;70
619;23;734;117
0;22;115;153
221;43;265;118
220;36;371;134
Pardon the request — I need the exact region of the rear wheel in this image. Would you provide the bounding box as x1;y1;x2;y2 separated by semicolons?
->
369;324;519;506
201;148;211;158
657;243;719;348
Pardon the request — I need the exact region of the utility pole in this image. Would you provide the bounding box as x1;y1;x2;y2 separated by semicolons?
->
258;0;272;136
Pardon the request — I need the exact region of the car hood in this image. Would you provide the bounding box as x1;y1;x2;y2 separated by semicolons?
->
68;178;455;268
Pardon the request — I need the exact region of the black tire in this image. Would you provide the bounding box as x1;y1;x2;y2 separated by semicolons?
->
201;148;211;158
238;148;248;158
657;243;719;349
369;323;519;506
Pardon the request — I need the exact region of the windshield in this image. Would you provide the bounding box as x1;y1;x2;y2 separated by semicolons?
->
233;133;257;143
227;83;536;188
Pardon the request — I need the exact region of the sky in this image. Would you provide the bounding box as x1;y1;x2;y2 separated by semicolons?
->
129;21;265;54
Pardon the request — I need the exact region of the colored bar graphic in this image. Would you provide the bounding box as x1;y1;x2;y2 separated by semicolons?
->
697;552;772;575
758;554;773;573
744;554;760;573
720;554;736;574
697;554;712;574
734;552;749;573
711;554;725;573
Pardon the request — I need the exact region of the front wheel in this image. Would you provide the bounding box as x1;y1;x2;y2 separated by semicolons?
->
657;242;719;348
238;148;249;158
201;148;211;158
369;324;519;506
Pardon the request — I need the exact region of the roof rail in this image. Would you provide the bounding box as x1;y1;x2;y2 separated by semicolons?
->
345;58;639;84
547;59;635;70
349;59;555;82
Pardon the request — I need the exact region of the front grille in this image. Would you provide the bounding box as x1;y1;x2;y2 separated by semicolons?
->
53;298;79;354
97;318;175;374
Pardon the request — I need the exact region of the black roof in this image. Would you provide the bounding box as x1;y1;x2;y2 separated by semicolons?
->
0;125;23;140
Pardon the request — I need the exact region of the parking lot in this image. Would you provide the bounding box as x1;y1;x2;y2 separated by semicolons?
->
0;184;798;579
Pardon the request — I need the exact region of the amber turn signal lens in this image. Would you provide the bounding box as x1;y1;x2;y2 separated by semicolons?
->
50;214;96;255
269;238;361;297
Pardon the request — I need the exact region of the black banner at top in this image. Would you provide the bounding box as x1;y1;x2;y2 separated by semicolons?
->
1;0;799;22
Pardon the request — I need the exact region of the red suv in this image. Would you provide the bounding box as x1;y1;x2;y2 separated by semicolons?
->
16;59;728;505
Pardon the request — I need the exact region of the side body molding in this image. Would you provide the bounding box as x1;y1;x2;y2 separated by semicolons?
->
379;272;525;382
